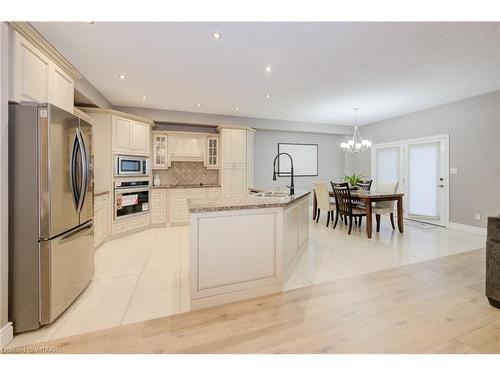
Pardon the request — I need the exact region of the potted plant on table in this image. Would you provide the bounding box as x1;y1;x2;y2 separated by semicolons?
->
343;173;365;187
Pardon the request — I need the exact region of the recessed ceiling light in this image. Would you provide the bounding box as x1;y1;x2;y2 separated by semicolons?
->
118;74;126;80
235;107;240;111
85;21;95;24
265;94;271;98
142;96;147;100
212;32;222;40
196;103;201;107
265;66;272;73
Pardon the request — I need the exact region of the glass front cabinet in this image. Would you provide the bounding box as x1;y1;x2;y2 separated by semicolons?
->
206;136;219;169
152;132;169;169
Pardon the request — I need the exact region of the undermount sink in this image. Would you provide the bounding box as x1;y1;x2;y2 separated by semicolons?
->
252;191;290;198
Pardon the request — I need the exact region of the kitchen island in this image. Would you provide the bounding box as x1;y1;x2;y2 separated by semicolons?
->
187;191;310;309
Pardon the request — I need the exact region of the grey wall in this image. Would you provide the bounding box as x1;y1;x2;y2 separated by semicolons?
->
114;106;352;135
74;78;112;109
255;129;346;192
0;22;10;335
346;91;500;228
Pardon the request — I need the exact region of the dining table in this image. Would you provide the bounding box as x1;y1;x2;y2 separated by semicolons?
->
312;189;405;239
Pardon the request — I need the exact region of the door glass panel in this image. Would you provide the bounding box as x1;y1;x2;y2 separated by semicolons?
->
407;142;440;218
376;147;399;185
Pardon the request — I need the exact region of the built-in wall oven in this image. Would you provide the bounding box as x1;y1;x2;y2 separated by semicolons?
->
114;180;150;220
114;154;149;177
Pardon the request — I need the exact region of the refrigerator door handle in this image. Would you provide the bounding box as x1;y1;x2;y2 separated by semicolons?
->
69;130;80;212
59;221;93;243
76;129;88;213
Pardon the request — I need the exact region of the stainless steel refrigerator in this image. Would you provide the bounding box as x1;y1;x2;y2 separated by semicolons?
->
9;102;94;333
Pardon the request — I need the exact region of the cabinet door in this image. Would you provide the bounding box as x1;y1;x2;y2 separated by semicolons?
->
221;168;233;198
49;64;74;112
94;203;108;248
131;121;150;155
221;130;233;168
11;31;50;103
112;116;131;153
232;167;247;197
153;133;168;168
206;137;219;168
232;130;247;168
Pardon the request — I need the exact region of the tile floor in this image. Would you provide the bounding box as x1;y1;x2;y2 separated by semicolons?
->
7;216;486;349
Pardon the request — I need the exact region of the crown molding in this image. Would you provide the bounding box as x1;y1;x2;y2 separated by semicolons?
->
8;22;82;80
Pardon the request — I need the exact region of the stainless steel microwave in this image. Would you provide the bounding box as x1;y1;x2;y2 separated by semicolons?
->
114;155;149;177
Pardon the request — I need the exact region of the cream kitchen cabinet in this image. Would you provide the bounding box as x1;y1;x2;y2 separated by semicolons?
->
94;193;109;249
152;132;169;169
151;188;167;226
246;130;255;188
112;115;151;155
10;30;75;113
220;128;250;199
206;136;219;169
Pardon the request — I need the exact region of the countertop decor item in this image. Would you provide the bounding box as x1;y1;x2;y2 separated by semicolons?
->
486;216;500;309
340;108;372;153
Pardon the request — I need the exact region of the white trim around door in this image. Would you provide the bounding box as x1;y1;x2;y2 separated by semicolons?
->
371;134;450;227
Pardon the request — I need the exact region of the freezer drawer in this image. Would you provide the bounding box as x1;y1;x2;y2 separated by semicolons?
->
40;221;94;324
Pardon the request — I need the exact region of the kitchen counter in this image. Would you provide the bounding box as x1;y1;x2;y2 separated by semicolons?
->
151;184;221;189
188;190;309;310
187;190;310;213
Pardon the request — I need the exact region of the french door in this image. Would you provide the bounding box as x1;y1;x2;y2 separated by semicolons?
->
371;135;449;227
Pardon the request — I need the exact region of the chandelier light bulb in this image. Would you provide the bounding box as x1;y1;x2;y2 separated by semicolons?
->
340;142;347;148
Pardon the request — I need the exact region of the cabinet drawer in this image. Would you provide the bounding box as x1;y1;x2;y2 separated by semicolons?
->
171;189;187;198
151;189;167;198
189;188;208;198
112;214;150;235
208;188;221;200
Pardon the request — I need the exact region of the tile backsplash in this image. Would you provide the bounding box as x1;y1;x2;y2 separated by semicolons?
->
153;162;218;186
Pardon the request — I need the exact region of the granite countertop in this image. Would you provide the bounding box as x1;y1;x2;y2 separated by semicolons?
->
188;190;310;213
94;190;110;197
151;184;221;189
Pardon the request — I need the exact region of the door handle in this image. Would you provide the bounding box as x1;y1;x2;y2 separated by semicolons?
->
69;130;80;211
76;129;88;213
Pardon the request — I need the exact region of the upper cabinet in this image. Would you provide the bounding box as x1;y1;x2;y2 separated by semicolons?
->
220;128;252;198
206;136;219;169
10;29;76;113
152;132;168;169
112;116;151;156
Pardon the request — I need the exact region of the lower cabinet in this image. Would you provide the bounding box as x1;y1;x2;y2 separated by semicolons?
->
151;188;167;226
94;193;109;249
168;187;221;226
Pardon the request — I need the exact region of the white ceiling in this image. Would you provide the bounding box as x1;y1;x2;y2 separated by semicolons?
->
32;22;500;126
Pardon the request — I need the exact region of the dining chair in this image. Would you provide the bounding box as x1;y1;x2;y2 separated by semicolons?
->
313;182;336;227
372;181;399;232
331;182;366;235
354;179;372;227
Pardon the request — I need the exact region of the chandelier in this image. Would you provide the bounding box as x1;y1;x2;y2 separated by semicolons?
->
340;107;371;153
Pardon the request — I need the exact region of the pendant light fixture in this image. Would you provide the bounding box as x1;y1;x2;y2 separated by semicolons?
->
340;107;371;153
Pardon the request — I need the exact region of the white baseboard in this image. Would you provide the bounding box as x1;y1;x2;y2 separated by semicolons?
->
448;222;486;236
0;322;13;349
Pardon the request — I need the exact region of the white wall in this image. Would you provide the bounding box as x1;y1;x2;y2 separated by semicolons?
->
254;129;346;192
346;91;500;228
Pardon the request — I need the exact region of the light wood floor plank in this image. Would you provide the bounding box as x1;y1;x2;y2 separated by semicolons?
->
15;248;500;354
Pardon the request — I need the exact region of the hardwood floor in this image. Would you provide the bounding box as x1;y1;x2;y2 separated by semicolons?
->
16;248;500;354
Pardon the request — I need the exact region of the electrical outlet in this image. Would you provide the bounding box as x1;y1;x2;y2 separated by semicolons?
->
474;213;481;220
